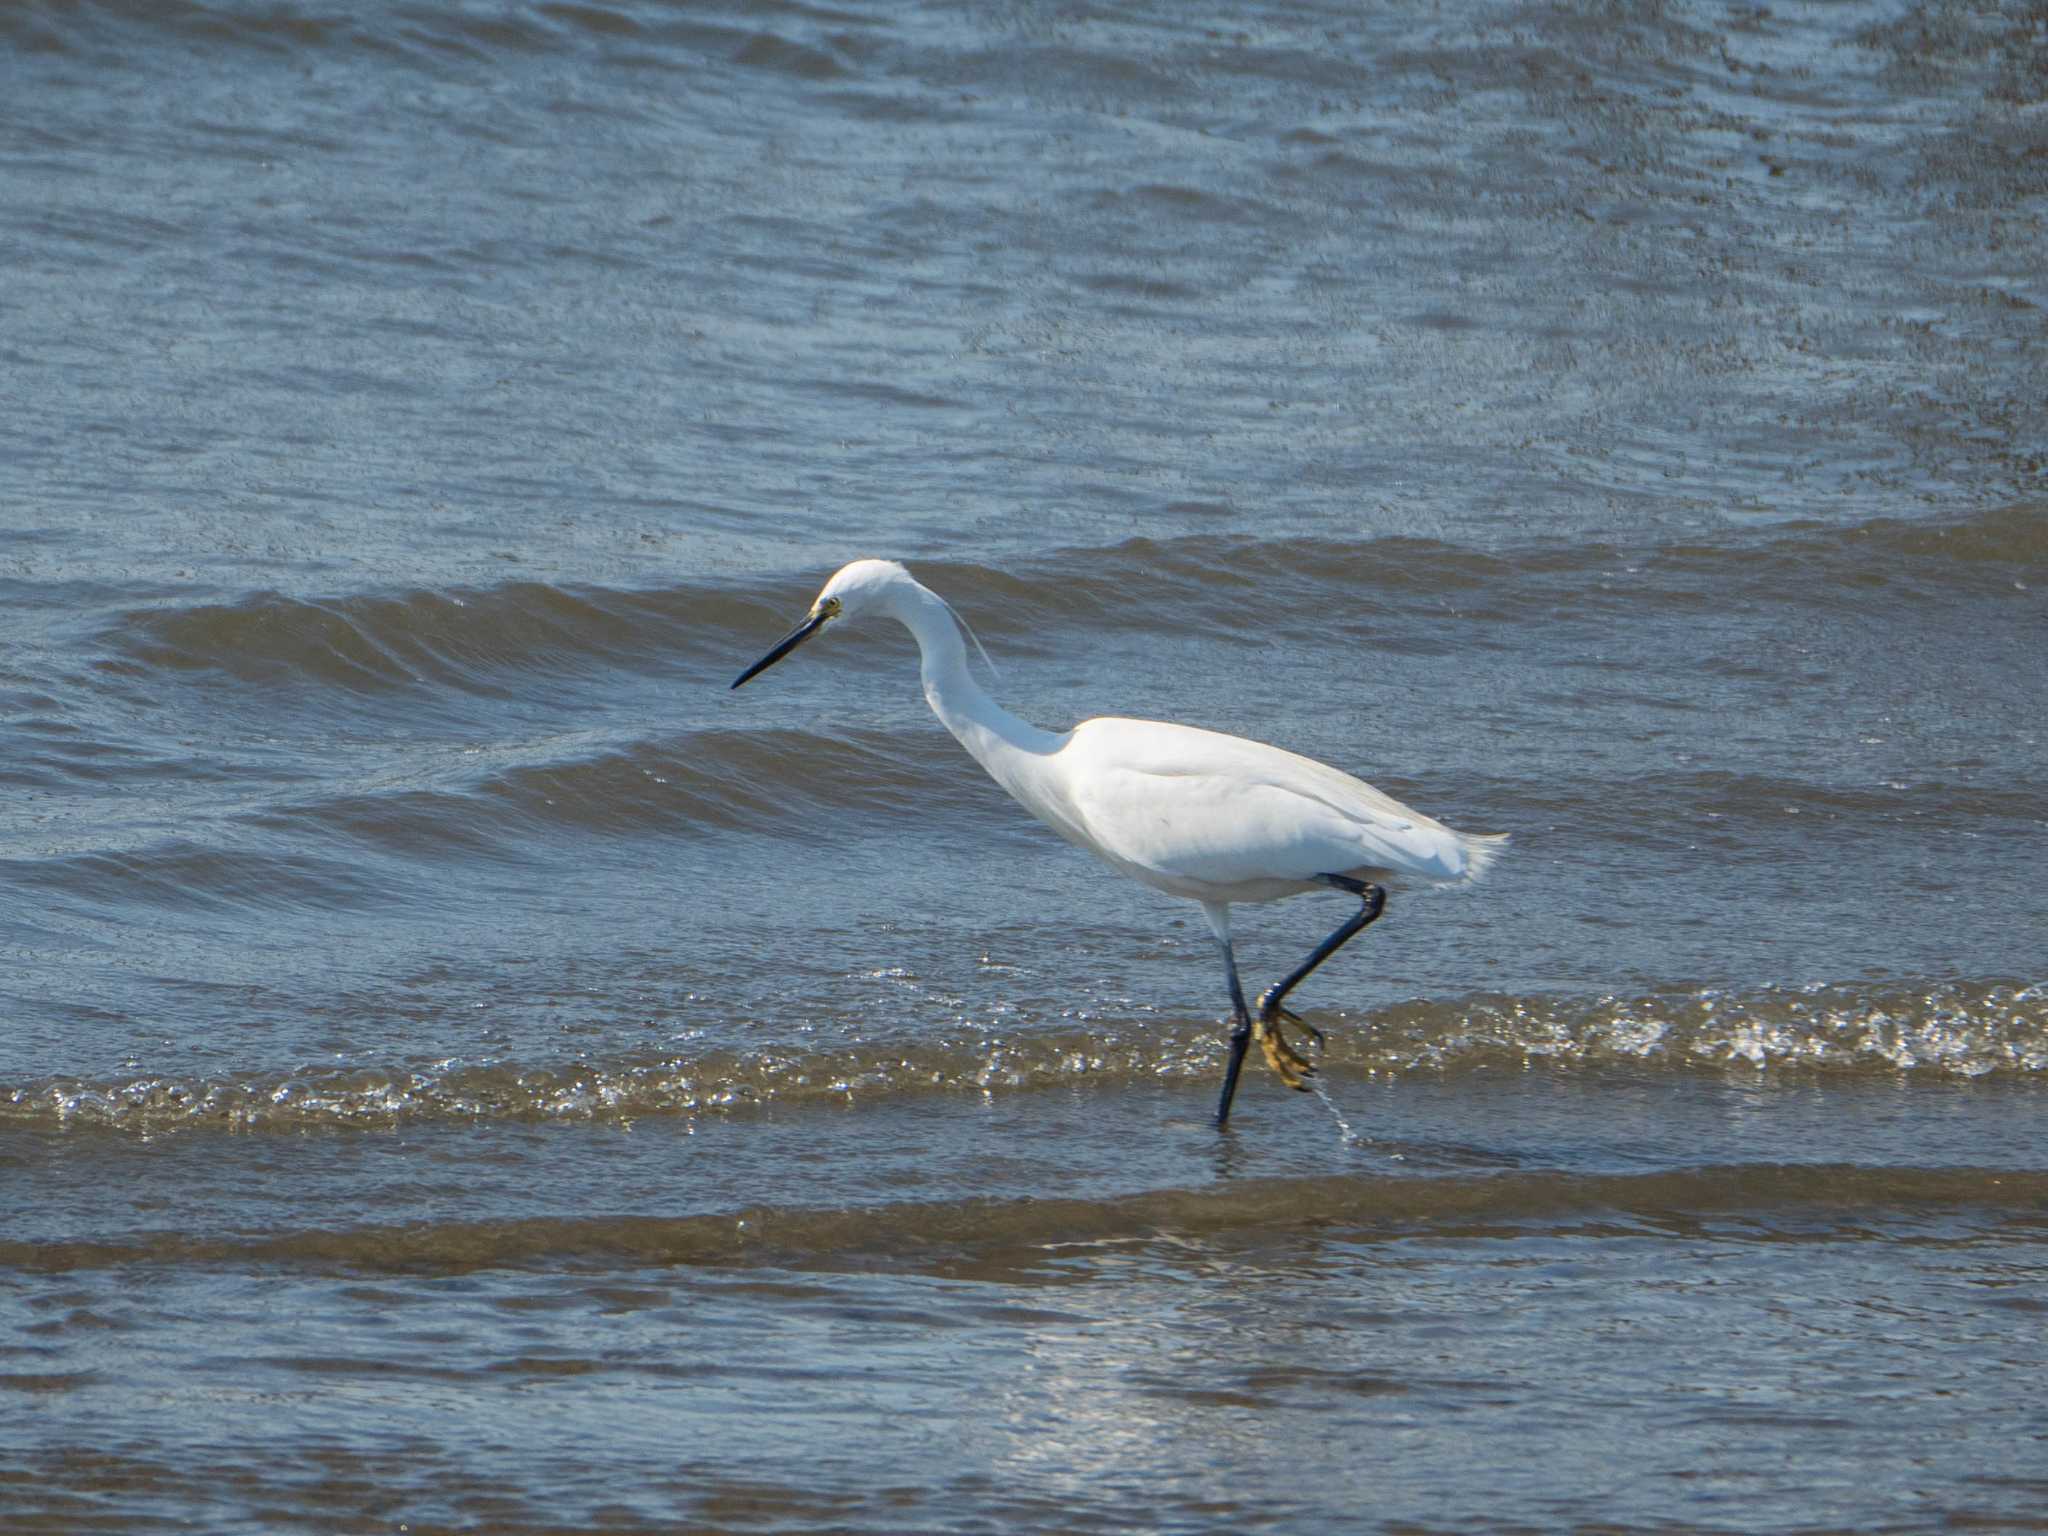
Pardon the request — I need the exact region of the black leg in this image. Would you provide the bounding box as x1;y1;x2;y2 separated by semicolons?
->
1214;934;1254;1130
1257;875;1388;1026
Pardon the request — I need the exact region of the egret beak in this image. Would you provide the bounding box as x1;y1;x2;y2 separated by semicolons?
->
731;610;828;690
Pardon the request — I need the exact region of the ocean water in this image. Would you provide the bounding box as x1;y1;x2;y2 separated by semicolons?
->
3;0;2045;1530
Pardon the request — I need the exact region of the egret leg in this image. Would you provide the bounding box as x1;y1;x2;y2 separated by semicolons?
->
1214;933;1255;1130
1200;902;1257;1130
1254;876;1388;1087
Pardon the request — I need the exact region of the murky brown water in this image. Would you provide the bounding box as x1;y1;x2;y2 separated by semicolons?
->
4;0;2045;1530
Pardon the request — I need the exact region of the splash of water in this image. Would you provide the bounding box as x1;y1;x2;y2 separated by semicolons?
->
1308;1075;1370;1150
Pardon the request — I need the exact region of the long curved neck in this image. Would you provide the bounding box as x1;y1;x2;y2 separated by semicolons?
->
884;582;1062;796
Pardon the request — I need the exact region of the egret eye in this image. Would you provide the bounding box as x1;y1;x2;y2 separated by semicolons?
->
818;597;842;619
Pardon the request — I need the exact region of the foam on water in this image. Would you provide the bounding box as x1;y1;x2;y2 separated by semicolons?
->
7;980;2042;1136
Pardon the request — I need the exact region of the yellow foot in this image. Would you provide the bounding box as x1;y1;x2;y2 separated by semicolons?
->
1253;997;1323;1091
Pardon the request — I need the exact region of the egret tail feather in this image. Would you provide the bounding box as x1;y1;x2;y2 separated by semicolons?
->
1460;831;1509;883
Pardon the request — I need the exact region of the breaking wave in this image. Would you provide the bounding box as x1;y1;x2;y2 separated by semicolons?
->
7;979;2041;1136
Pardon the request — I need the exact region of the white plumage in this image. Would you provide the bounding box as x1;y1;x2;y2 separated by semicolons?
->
732;558;1503;1127
1052;716;1500;902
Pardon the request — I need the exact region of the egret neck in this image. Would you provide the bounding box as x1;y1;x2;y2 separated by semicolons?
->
880;578;1066;816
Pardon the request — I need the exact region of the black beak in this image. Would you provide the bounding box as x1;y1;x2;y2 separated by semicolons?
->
731;611;827;690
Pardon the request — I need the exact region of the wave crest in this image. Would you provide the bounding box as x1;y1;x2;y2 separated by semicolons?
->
7;979;2040;1136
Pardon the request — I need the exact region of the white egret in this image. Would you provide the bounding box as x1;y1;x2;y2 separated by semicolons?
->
732;559;1504;1128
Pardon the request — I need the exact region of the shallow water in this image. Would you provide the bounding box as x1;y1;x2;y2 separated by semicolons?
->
4;0;2046;1530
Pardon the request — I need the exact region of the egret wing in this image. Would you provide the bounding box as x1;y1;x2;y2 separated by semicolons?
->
1055;717;1476;890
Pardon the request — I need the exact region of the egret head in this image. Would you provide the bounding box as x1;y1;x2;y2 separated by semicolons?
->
812;558;913;621
730;559;910;690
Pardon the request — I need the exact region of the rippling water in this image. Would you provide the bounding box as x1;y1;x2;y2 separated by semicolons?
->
4;0;2045;1530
